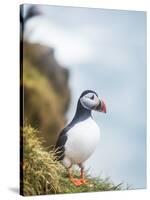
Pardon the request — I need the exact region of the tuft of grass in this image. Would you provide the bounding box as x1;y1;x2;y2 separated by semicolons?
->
22;124;63;196
21;124;124;196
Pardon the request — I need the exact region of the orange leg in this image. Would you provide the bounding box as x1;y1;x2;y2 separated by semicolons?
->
68;168;83;186
80;166;87;184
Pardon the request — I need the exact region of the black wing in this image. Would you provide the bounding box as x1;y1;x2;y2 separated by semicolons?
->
55;119;76;160
55;127;68;160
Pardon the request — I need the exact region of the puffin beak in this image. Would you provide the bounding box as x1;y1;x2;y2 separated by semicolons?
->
95;99;107;113
100;100;107;113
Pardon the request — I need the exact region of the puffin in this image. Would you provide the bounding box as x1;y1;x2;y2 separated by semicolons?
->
55;90;107;186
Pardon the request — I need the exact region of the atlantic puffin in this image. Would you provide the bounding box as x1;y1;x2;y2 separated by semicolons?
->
55;90;106;186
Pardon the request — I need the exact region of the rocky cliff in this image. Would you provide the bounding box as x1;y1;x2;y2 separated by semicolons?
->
22;41;70;147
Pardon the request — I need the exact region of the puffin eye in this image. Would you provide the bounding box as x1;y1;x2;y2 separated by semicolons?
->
90;95;94;100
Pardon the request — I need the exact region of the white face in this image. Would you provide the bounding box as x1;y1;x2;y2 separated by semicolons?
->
80;92;100;110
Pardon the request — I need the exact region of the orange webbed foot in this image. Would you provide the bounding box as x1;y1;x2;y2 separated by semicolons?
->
70;178;83;186
80;178;87;184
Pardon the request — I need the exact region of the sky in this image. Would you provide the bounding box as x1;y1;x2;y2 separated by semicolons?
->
24;4;146;189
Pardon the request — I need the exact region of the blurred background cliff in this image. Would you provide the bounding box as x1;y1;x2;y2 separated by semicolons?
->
21;5;70;147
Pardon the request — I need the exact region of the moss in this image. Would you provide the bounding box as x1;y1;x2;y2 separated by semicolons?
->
22;125;123;196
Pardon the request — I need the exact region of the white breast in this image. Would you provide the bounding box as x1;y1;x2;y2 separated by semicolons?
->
64;117;100;164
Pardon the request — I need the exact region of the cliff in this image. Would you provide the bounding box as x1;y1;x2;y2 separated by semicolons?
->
22;41;70;146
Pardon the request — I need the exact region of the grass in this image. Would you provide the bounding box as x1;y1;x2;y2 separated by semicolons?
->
21;124;124;196
59;172;123;194
22;124;63;195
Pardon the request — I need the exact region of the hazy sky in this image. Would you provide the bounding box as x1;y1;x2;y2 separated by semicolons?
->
24;5;146;189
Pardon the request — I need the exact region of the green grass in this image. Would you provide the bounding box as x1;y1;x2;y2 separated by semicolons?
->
59;172;123;194
22;124;63;195
21;124;124;196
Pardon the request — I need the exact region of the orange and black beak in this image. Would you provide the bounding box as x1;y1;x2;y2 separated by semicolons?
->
95;99;107;113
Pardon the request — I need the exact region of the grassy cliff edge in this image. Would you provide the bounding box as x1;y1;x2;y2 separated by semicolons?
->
21;124;123;196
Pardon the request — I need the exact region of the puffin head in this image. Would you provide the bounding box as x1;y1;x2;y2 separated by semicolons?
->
79;90;106;113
